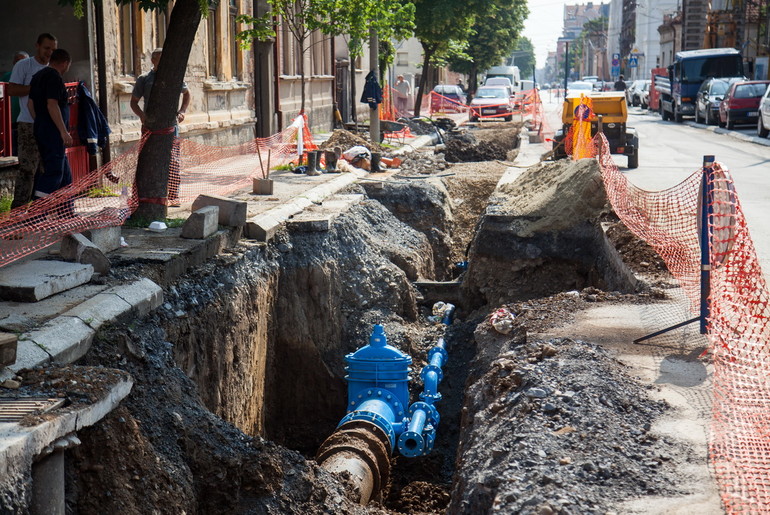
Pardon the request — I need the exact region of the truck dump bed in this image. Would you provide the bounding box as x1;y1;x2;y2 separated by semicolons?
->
561;92;628;125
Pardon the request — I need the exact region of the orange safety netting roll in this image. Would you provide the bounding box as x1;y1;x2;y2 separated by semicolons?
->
596;132;770;513
0;114;316;269
571;96;594;160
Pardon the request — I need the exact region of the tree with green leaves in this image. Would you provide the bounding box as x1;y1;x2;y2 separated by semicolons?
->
448;0;528;94
65;0;213;220
411;0;479;115
510;37;535;80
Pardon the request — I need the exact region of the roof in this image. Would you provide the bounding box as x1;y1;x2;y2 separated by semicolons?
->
675;47;740;60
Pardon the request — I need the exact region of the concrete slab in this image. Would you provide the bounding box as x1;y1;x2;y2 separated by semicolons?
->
24;316;95;366
8;339;51;374
0;374;133;507
0;284;110;332
0;261;94;303
60;233;110;274
0;333;17;367
245;169;367;241
62;293;133;330
109;278;163;319
288;194;365;232
182;206;219;239
83;226;122;253
191;194;247;226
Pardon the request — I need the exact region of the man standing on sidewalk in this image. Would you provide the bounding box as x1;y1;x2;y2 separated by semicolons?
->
131;48;190;206
7;33;57;208
28;49;73;200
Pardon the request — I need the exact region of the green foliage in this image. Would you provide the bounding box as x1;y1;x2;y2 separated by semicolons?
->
123;216;186;228
86;186;120;198
0;196;11;214
60;0;213;18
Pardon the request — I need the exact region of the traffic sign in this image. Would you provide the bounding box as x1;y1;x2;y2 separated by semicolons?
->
612;53;620;67
611;65;620;77
628;56;638;68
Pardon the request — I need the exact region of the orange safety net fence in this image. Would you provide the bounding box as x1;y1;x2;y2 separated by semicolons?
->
591;131;770;513
0;114;316;269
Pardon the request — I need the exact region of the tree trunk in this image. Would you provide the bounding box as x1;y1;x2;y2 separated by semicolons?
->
350;46;357;123
469;62;479;97
133;0;202;221
413;43;436;117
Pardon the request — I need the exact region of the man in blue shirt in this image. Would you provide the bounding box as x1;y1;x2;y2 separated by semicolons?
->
28;48;72;199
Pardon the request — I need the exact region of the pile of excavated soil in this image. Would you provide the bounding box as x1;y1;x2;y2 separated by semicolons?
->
497;158;608;236
605;219;670;281
442;139;509;163
450;319;695;514
397;150;451;175
319;129;385;152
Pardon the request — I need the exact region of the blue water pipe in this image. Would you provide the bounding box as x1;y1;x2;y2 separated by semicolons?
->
337;304;456;459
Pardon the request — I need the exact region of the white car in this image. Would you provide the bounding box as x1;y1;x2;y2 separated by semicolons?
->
566;81;594;97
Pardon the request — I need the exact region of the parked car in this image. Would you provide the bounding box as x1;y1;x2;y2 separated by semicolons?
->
626;80;648;106
718;80;770;129
566;81;594;96
430;84;467;113
469;87;513;122
630;80;650;108
483;77;514;97
694;77;738;125
757;84;770;137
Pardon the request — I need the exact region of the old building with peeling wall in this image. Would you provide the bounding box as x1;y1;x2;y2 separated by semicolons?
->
0;0;340;164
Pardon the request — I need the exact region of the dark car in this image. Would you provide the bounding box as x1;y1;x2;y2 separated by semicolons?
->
718;80;770;129
695;77;741;125
430;84;467;113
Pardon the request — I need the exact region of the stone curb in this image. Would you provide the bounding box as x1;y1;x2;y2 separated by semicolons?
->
1;279;163;380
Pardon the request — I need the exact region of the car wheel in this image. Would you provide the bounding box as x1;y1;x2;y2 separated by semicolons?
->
627;152;639;169
759;117;769;138
504;115;512;122
726;115;735;130
674;104;683;123
469;115;478;122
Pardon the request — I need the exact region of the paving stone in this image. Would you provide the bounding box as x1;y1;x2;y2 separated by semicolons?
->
0;261;94;302
83;226;122;253
110;278;163;318
26;316;95;365
181;206;219;239
60;234;111;274
6;339;51;375
191;194;247;226
62;293;133;330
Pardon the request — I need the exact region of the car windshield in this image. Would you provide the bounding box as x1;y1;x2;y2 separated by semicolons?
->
710;81;729;95
681;55;743;84
568;82;593;91
434;86;459;95
734;83;769;99
476;88;508;99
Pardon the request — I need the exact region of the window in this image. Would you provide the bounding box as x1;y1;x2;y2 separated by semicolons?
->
280;23;296;75
156;6;171;48
229;0;241;80
119;3;136;75
207;7;219;78
310;31;330;76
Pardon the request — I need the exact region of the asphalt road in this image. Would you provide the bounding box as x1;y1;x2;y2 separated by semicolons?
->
541;94;770;282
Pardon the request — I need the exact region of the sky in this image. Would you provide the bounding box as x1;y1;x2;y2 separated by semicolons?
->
522;0;573;68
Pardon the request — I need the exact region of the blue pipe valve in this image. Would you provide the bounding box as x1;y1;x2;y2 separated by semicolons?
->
397;401;440;457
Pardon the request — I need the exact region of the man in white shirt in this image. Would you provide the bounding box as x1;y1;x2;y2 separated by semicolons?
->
8;33;57;208
394;75;411;114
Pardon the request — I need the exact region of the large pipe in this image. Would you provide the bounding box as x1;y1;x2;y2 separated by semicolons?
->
317;304;456;503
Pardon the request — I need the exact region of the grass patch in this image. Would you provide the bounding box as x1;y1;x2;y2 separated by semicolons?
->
0;196;11;213
124;216;186;229
272;163;293;171
86;186;119;198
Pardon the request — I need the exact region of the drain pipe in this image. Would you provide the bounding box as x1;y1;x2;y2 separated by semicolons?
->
316;304;456;503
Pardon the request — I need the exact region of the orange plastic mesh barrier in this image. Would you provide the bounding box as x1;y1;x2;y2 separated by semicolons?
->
0;114;316;268
429;91;468;116
594;132;770;513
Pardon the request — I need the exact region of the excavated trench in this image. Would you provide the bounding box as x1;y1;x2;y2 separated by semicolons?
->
56;124;682;514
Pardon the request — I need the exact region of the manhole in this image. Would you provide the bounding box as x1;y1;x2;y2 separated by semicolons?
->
0;397;65;423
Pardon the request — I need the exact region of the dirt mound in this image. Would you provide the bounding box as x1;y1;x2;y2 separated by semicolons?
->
441;139;508;163
450;321;693;514
605;219;670;280
497;158;608;235
319;129;385;152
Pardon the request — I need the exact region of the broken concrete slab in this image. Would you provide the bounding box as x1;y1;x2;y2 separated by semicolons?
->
24;316;95;366
6;339;50;375
191;194;247;227
62;292;133;331
288;194;365;232
182;205;219;239
83;226;122;253
60;233;111;274
0;332;17;367
0;261;94;303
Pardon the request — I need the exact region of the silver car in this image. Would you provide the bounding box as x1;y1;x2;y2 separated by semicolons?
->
757;84;770;137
